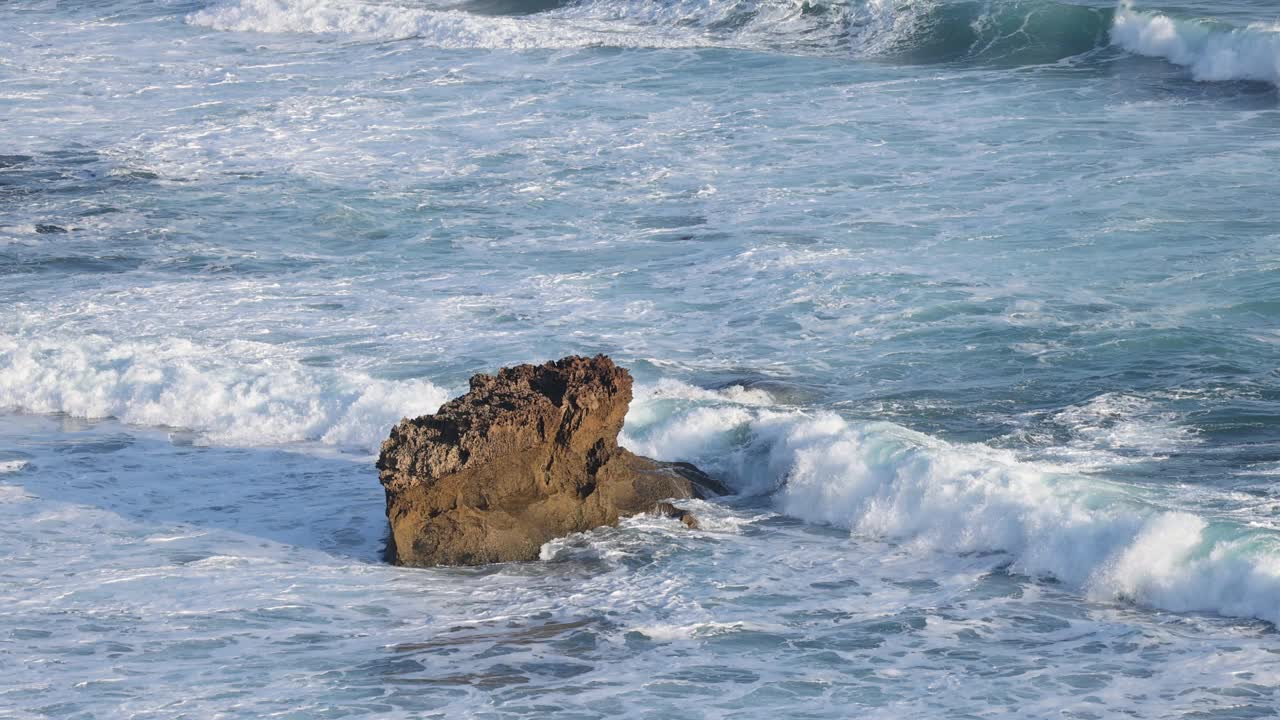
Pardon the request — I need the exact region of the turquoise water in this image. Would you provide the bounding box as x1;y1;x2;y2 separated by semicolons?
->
2;0;1279;717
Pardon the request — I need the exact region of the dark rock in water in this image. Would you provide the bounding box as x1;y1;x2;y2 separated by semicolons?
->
35;224;68;234
652;501;699;530
377;354;725;566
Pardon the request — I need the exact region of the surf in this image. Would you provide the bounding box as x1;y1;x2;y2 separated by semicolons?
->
0;333;450;451
187;0;1115;64
1113;0;1280;86
623;381;1280;628
187;0;1280;86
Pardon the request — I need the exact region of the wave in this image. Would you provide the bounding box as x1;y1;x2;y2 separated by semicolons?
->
6;334;1277;625
187;0;1113;63
871;0;1112;64
0;334;450;451
623;385;1280;627
1112;1;1280;86
188;0;1280;83
186;0;716;48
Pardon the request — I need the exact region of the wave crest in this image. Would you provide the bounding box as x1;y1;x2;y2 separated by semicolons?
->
187;0;715;48
188;0;1280;84
1112;1;1280;86
188;0;1112;64
0;334;450;451
624;394;1280;626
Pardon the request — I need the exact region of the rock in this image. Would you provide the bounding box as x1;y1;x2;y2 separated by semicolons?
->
652;501;699;530
377;354;725;566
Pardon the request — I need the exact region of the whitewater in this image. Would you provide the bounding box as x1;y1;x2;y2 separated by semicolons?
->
3;0;1280;717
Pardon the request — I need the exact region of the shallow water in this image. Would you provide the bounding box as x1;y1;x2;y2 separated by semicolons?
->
3;0;1280;717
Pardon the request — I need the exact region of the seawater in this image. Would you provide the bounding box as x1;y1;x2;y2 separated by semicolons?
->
2;0;1279;717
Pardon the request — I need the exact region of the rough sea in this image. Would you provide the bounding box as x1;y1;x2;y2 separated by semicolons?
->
3;0;1280;717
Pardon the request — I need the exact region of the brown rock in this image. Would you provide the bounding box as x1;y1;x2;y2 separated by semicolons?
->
652;501;700;530
377;355;725;566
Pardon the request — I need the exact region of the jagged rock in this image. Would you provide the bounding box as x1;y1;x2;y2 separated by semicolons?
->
653;501;699;529
377;355;725;566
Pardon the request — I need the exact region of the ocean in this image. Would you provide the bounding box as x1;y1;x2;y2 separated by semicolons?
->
2;0;1279;717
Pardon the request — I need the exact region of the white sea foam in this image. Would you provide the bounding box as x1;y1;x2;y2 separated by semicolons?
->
632;620;762;642
0;460;28;474
0;334;449;451
1038;392;1199;470
632;378;777;411
626;397;1280;626
1052;393;1193;455
1239;461;1280;477
188;0;709;48
187;0;910;55
187;0;1280;84
0;481;30;504
1112;1;1280;86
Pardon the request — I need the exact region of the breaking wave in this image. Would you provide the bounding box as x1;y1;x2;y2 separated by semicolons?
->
0;334;450;451
1112;1;1280;86
187;0;1114;63
186;0;717;49
6;331;1277;626
188;0;1280;84
624;384;1280;627
187;0;1280;85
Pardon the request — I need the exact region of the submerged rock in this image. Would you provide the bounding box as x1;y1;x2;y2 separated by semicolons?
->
377;355;725;566
652;501;699;530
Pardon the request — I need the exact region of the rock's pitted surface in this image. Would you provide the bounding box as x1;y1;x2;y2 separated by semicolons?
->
377;355;724;566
